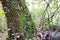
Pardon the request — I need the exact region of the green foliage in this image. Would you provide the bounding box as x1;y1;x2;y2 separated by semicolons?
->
26;0;60;26
0;2;8;40
0;3;5;17
27;18;36;38
0;12;5;17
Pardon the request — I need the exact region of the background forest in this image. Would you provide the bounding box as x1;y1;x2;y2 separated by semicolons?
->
0;0;60;40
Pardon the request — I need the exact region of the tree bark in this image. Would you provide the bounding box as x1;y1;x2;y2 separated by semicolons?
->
1;0;36;40
1;0;20;40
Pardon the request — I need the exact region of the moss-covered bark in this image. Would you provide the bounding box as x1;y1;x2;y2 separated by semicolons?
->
1;0;36;39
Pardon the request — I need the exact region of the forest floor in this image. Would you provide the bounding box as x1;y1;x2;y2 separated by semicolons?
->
0;31;60;40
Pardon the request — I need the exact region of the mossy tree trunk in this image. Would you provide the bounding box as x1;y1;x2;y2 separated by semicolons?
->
1;0;36;39
1;0;28;39
1;0;20;40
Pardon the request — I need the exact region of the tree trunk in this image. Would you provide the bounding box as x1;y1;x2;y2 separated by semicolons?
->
1;0;20;40
1;0;29;40
1;0;36;39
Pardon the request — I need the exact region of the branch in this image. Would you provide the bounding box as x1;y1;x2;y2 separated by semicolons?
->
50;6;60;19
